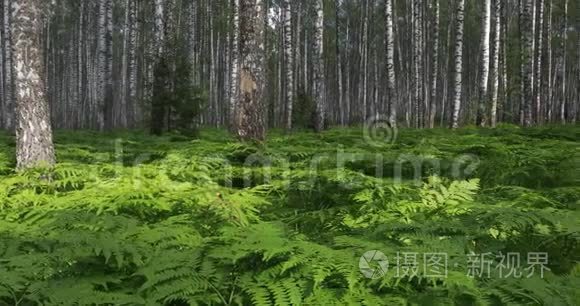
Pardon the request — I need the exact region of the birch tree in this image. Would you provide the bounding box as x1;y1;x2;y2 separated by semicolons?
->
3;0;14;130
533;0;544;124
97;0;113;131
559;0;568;123
361;0;369;121
283;0;294;131
521;0;534;127
490;0;501;127
12;0;56;169
385;0;397;127
451;0;465;129
575;29;580;123
335;0;344;125
0;2;4;129
235;0;265;140
127;0;138;128
313;0;325;132
428;0;439;128
545;0;553;122
477;0;491;126
230;0;240;128
412;0;423;128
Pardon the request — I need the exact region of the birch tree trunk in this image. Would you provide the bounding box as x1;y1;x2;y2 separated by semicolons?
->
127;0;138;128
500;0;508;123
521;0;534;127
12;0;56;169
230;0;239;128
3;0;14;130
361;0;369;121
0;2;4;129
428;0;439;128
412;0;423;128
97;0;113;131
120;0;131;128
477;0;491;127
575;30;580;123
545;0;552;122
150;0;167;135
533;0;544;124
283;0;294;131
313;0;325;132
490;0;501;127
385;0;397;127
451;0;465;129
559;0;567;123
235;0;265;140
335;0;344;126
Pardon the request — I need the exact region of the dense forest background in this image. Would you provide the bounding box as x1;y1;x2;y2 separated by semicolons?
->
0;0;579;133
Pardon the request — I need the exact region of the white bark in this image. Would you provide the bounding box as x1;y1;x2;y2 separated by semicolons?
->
412;0;423;128
3;0;14;130
283;0;294;130
522;0;534;127
490;0;501;127
451;0;465;129
230;0;239;128
385;0;397;127
477;0;491;126
12;0;56;169
559;0;567;123
428;0;439;128
534;0;544;124
313;0;325;132
235;0;266;140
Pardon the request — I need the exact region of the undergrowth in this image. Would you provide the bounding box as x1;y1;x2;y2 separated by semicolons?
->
0;125;578;305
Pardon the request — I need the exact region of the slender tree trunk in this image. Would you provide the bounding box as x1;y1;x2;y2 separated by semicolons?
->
559;0;568;123
532;0;544;124
12;0;56;169
451;0;465;129
545;0;552;122
230;0;240;129
120;0;131;128
3;0;14;130
0;1;5;129
385;0;397;127
490;0;501;127
150;0;167;135
235;0;265;140
521;0;534;127
361;0;369;121
575;29;580;123
127;0;138;128
412;0;423;128
500;0;508;123
477;0;491;126
335;0;344;126
283;0;294;131
97;0;113;131
428;0;439;128
313;0;325;132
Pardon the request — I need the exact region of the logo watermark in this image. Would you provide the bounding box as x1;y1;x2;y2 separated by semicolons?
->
359;251;550;279
359;250;390;279
363;115;398;147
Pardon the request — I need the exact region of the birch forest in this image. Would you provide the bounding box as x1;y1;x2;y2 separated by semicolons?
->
0;0;579;305
1;0;579;139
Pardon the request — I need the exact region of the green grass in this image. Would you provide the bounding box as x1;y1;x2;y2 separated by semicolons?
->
0;125;578;305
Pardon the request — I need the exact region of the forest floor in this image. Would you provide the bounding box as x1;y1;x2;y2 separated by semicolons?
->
0;125;579;305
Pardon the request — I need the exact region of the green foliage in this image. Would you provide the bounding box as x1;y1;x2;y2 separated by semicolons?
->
0;126;578;305
292;92;316;129
151;37;206;137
